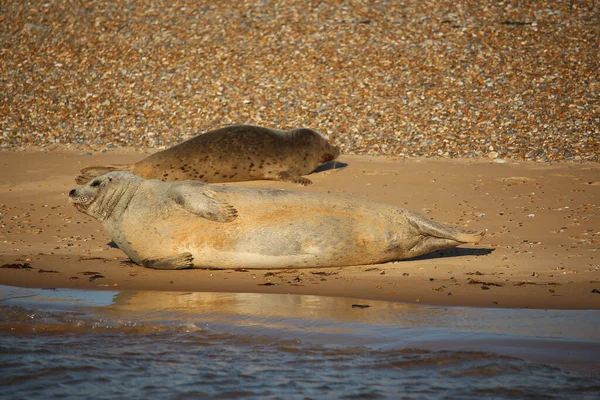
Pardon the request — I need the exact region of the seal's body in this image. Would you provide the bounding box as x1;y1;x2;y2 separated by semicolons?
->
76;125;340;186
69;172;485;270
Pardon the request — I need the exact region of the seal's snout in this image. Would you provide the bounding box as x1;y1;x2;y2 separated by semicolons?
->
332;144;341;158
69;189;76;197
320;153;335;163
321;145;340;163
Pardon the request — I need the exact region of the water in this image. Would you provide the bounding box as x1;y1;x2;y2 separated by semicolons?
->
1;285;599;399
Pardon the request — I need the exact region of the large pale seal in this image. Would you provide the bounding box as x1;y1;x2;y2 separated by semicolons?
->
76;125;340;186
69;172;485;270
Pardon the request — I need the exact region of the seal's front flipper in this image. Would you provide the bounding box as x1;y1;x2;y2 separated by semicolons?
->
76;165;133;184
198;197;238;222
172;185;238;222
142;252;194;270
277;170;313;186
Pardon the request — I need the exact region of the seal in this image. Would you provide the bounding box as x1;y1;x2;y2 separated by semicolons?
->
69;171;486;270
76;125;340;186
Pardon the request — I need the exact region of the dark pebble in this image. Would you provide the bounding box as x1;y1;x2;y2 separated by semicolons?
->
1;263;32;269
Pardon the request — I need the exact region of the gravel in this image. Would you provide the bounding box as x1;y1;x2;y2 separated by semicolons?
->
1;0;598;162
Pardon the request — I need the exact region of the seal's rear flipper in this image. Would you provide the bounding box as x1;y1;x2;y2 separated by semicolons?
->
142;252;194;270
458;229;486;244
76;165;133;184
404;210;486;244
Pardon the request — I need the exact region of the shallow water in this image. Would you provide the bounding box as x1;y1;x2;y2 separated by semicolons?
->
1;285;599;399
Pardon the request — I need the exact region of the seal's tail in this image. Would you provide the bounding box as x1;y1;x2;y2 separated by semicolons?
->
401;210;486;258
75;165;134;184
404;210;486;243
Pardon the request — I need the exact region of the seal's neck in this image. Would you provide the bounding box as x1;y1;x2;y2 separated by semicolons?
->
90;180;141;222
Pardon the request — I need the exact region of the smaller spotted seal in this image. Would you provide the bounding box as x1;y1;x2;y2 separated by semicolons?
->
76;125;340;186
69;171;486;270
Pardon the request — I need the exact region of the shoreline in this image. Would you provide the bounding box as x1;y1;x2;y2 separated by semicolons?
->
1;149;598;310
2;285;600;376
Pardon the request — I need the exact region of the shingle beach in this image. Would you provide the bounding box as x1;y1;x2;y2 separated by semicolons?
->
1;0;598;161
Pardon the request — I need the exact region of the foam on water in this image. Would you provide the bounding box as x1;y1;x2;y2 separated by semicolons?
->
1;285;599;399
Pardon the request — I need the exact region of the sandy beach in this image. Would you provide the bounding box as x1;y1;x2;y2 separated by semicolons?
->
3;3;600;400
1;150;598;309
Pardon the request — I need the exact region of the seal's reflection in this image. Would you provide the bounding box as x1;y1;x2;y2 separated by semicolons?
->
106;291;425;329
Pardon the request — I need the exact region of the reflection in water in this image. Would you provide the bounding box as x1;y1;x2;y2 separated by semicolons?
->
1;286;599;399
6;287;595;341
107;291;420;335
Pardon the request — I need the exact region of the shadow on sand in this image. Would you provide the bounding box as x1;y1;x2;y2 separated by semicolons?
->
312;160;348;173
406;247;495;261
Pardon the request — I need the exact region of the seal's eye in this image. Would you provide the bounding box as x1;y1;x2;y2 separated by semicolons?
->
90;180;101;187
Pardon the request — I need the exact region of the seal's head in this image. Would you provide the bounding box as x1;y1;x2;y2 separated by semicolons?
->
69;171;143;218
318;140;340;164
319;148;339;164
315;134;340;165
292;128;340;166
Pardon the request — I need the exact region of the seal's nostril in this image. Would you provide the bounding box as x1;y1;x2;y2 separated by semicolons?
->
69;189;76;197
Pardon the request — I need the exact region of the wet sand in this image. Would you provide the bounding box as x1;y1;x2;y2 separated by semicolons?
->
1;150;598;309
